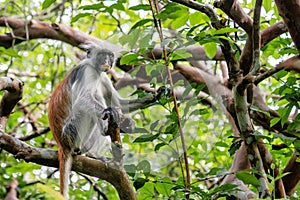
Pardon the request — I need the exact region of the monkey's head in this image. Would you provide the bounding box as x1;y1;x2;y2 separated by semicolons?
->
80;42;115;72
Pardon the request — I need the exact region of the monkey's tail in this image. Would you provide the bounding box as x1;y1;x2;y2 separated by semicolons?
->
59;151;72;200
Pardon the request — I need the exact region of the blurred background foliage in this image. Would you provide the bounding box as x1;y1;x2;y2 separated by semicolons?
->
0;0;299;199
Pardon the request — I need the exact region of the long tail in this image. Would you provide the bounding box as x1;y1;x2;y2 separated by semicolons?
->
59;151;73;199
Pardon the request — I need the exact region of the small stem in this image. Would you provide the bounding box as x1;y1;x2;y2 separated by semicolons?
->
149;0;191;198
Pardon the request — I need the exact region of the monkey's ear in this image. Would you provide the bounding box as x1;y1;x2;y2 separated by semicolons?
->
79;42;95;58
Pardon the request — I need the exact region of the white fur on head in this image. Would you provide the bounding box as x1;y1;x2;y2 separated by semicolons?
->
79;40;123;57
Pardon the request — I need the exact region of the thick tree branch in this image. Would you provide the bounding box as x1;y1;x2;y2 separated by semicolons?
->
250;0;262;76
234;78;270;198
261;21;287;47
0;16;120;52
0;131;136;200
0;77;23;129
255;55;300;85
275;0;300;52
214;0;253;33
282;150;300;196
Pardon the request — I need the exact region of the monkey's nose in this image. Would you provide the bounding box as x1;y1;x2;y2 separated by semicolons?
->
101;64;111;72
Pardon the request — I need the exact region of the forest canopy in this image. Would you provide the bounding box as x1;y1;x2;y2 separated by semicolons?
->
0;0;300;199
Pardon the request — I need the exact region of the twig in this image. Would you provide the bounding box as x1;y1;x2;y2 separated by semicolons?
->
78;173;109;200
18;127;50;141
149;0;191;198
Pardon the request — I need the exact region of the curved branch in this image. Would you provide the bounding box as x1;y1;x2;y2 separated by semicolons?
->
0;77;23;129
0;16;120;52
214;0;253;33
0;131;135;200
275;0;300;52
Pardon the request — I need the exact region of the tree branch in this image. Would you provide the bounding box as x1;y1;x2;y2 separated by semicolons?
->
0;131;136;200
214;0;253;33
0;77;23;129
0;16;120;52
275;0;300;52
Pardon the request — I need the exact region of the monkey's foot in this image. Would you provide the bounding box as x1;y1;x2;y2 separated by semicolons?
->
72;148;82;156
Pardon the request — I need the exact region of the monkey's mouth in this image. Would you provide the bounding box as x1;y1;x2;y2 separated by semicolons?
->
101;64;111;72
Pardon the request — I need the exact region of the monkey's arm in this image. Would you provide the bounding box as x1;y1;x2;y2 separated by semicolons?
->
118;97;156;113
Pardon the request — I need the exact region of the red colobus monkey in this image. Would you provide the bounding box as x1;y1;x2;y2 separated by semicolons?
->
48;42;153;199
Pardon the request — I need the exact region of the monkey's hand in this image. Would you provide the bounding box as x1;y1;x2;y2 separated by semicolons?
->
102;107;124;164
102;107;123;136
155;86;172;105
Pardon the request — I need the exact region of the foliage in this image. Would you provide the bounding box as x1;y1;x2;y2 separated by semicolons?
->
0;0;300;199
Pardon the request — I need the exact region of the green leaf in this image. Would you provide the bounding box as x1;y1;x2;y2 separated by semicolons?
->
129;4;151;11
280;104;293;127
124;164;136;177
120;53;139;65
203;42;217;59
270;117;280;127
209;27;239;35
137;182;154;198
189;12;209;26
209;183;238;196
133;134;159;143
171;49;192;61
263;0;272;12
111;2;125;11
215;141;229;148
294;140;300;150
133;127;149;134
155;177;173;197
150;120;159;131
37;183;64;200
140;33;154;49
249;105;270;117
42;0;56;9
236;171;260;187
228;139;242;156
287;76;297;86
119;29;140;49
0;47;20;57
134;177;148;190
137;160;151;177
275;70;288;79
129;19;153;33
182;83;194;99
79;3;106;10
154;142;167;152
172;14;189;29
71;13;92;23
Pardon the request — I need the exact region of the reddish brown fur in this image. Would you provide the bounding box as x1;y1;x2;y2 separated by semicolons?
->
48;73;72;195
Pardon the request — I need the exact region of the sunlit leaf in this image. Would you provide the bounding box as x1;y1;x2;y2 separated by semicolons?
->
236;171;260;187
129;4;151;11
120;53;139;65
129;19;153;33
203;42;217;59
270;117;280;127
0;47;20;57
37;183;64;200
42;0;56;9
71;13;92;23
79;3;106;10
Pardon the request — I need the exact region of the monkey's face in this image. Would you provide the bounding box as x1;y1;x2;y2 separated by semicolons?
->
99;52;114;72
87;49;115;72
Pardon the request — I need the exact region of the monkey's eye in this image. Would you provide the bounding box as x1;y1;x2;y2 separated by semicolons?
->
86;49;91;58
